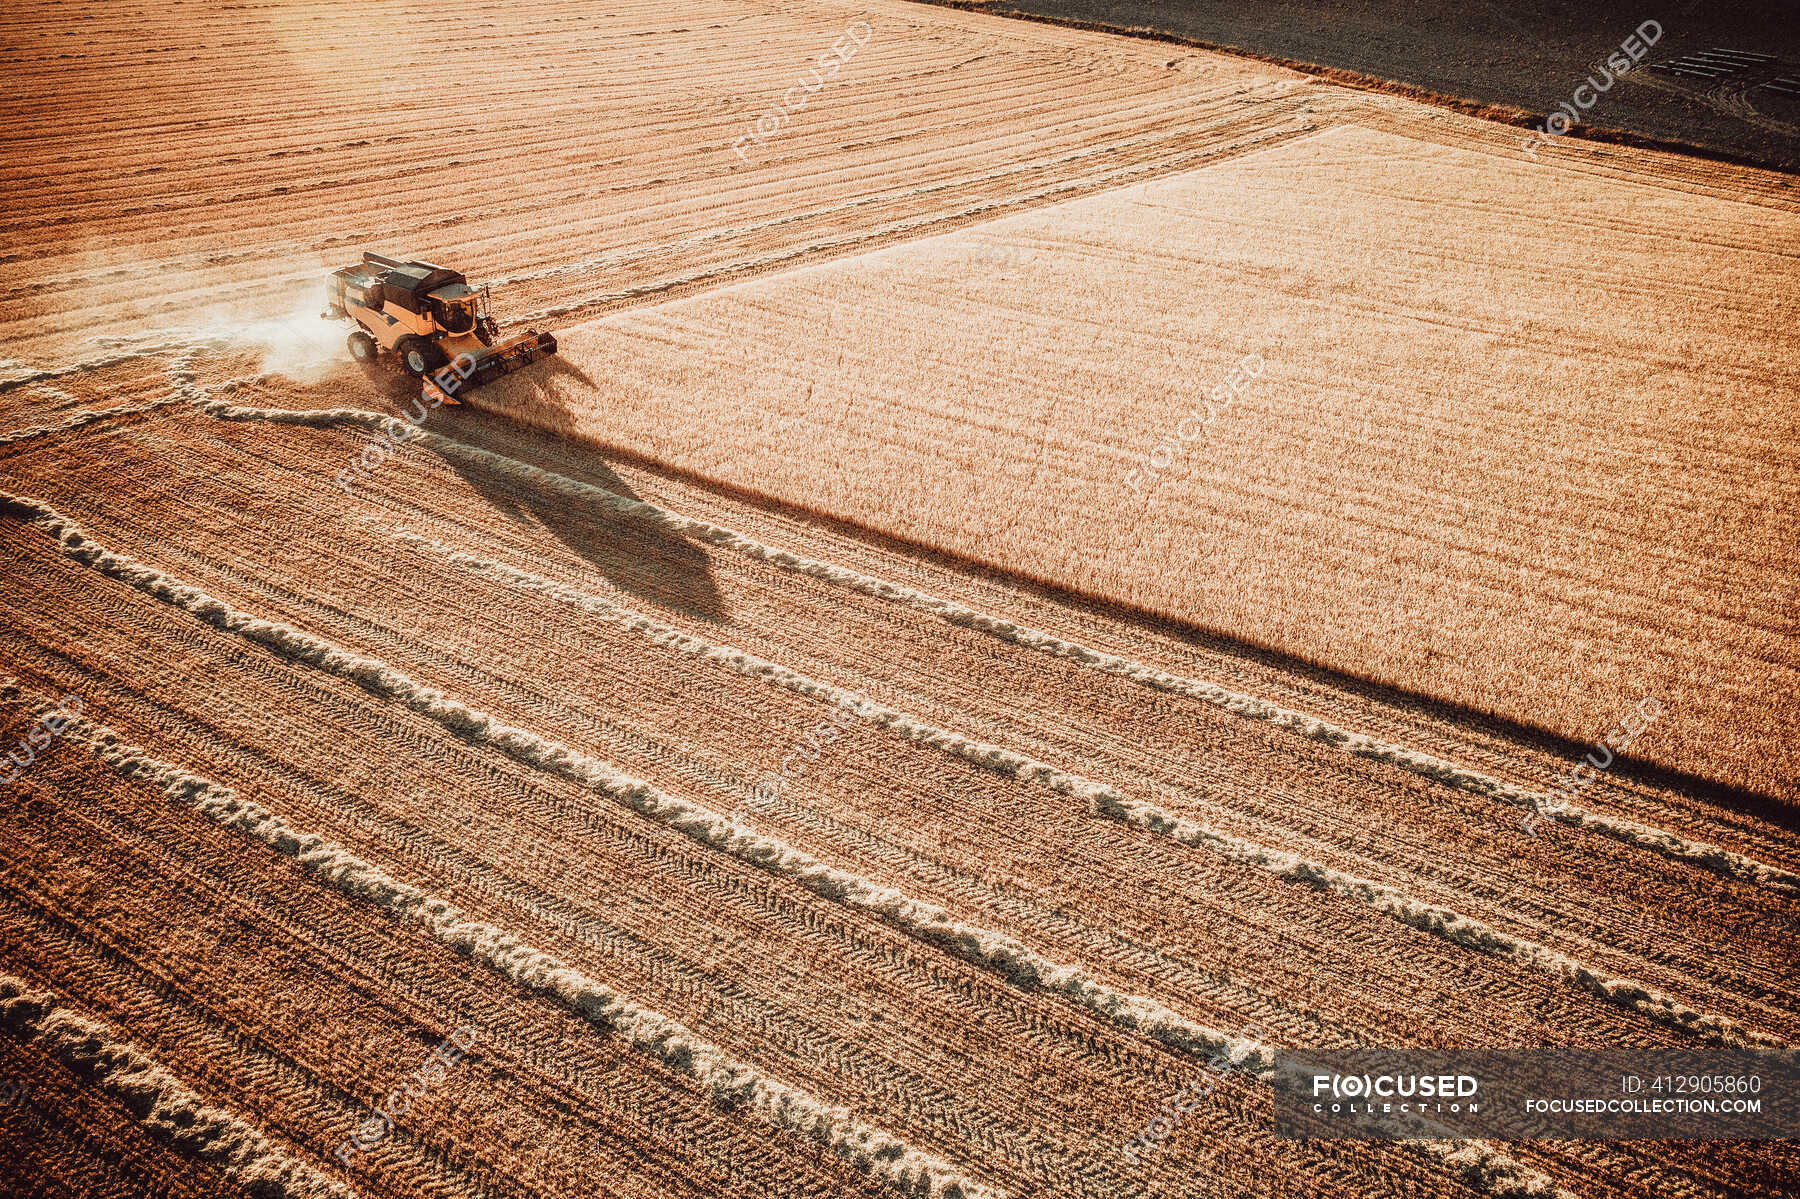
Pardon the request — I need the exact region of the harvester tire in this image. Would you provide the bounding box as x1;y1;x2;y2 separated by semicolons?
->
397;337;447;378
347;331;378;364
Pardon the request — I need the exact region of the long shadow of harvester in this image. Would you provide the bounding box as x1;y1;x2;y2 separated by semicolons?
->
397;354;728;625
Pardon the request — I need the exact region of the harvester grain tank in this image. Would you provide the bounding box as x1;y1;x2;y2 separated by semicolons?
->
322;252;556;403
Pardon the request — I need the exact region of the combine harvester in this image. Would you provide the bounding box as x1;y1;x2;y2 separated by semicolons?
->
322;252;557;404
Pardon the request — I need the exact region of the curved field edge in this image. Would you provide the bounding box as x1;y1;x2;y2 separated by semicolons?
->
904;0;1800;174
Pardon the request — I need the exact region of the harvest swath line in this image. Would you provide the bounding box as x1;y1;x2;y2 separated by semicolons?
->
0;628;1292;1197
2;591;1115;1193
386;523;1791;1054
1;0;1312;362
0;971;353;1199
111;484;1558;1059
0;346;220;448
189;394;1800;898
501;105;1318;323
14;686;996;1199
0;859;506;1199
0;488;1265;1060
0;344;183;394
0;394;184;449
0;493;1564;1199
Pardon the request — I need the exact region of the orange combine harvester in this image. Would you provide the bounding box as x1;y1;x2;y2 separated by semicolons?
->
322;252;557;403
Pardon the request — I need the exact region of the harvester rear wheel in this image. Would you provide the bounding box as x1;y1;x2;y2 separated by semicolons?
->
397;337;447;378
347;331;378;364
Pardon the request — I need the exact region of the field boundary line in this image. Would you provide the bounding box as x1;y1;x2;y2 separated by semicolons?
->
3;488;1565;1199
189;395;1800;898
388;524;1793;1054
512;113;1324;325
492;91;1308;289
903;0;1800;177
0;969;353;1199
1;678;999;1199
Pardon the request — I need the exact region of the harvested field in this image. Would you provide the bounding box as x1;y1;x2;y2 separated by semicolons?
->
3;0;1798;1197
474;122;1800;800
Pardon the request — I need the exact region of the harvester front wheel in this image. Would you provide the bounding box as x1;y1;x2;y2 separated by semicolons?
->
397;337;447;378
347;331;378;364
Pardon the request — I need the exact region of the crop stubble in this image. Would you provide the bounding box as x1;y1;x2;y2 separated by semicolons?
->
471;124;1800;801
2;0;1798;1196
2;381;1797;1195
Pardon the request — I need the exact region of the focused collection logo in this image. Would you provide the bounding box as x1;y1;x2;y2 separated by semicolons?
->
1278;1050;1796;1141
1311;1072;1481;1114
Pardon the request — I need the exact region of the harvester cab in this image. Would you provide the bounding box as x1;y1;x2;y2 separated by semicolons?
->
322;252;556;405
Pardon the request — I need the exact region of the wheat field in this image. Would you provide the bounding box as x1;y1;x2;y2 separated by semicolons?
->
2;0;1797;1197
471;122;1800;800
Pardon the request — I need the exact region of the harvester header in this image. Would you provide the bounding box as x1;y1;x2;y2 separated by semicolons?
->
322;252;556;404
